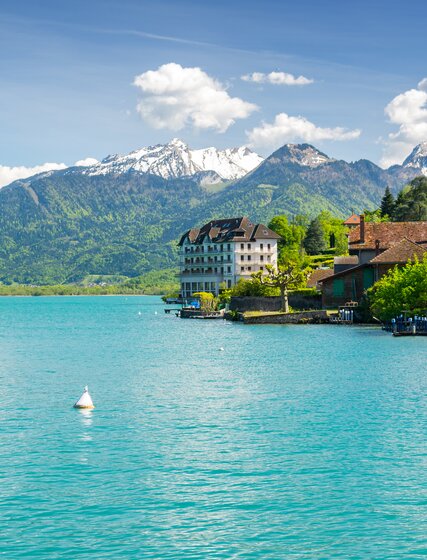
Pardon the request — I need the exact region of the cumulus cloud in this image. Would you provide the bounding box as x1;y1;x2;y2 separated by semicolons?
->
242;71;313;86
74;157;99;167
133;62;258;132
247;112;361;151
380;78;427;167
0;162;67;188
0;157;99;188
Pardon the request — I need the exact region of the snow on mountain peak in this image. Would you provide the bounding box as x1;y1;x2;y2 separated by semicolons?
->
275;143;334;168
402;141;427;173
80;139;263;182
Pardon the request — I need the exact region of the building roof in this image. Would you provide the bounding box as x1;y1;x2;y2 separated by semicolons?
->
307;268;334;288
334;256;359;265
369;238;427;264
321;239;427;285
178;216;281;246
349;221;427;251
343;213;361;226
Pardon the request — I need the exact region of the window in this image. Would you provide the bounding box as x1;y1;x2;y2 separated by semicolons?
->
247;243;251;250
240;243;244;250
227;244;231;251
241;266;244;272
247;255;251;261
260;243;263;250
227;266;231;273
227;280;232;288
260;255;264;262
241;255;244;261
268;243;271;250
333;278;345;297
248;266;251;271
260;266;263;271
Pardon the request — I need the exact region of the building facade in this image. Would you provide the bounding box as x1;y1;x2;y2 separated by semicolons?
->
178;217;281;298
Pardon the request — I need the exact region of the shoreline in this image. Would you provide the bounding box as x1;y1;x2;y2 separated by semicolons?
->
0;293;160;297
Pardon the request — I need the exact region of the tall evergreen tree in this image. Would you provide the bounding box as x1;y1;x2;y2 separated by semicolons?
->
380;186;395;218
303;217;327;255
393;177;427;221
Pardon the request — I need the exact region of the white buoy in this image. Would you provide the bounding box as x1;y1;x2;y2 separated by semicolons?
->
219;347;224;352
154;311;158;315
74;386;95;409
138;311;142;316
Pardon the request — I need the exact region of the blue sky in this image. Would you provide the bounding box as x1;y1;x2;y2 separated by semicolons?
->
1;0;427;179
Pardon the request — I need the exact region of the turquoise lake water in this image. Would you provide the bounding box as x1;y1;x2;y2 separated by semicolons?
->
0;296;426;559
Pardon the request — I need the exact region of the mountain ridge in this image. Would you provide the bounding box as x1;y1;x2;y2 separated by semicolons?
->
0;140;426;284
72;138;264;183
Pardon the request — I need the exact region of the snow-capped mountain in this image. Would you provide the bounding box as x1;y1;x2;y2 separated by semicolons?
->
402;141;427;174
78;138;263;182
268;143;335;168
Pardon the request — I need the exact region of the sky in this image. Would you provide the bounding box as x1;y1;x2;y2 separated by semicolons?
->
1;0;427;185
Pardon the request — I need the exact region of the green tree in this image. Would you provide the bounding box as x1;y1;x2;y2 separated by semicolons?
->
364;209;389;223
368;255;427;321
230;278;278;297
252;263;308;312
303;217;326;255
193;292;217;311
393;176;427;221
317;210;349;255
380;186;395;218
268;214;307;264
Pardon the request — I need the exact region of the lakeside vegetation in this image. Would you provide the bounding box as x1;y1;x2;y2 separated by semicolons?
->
0;268;179;296
368;255;427;321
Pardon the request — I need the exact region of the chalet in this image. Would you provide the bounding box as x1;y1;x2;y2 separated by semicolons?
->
321;216;427;308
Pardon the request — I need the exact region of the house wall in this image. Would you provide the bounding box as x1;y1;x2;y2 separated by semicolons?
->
322;266;375;308
351;249;377;264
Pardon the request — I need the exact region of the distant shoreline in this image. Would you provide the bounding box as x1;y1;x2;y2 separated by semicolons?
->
0;293;156;297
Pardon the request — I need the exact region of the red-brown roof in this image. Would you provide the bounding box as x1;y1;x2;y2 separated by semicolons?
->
349;221;427;251
369;238;427;264
343;213;361;226
307;268;334;288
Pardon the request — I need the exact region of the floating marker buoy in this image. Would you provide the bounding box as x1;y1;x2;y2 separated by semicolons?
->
138;311;142;316
74;386;95;409
154;311;158;315
219;347;224;352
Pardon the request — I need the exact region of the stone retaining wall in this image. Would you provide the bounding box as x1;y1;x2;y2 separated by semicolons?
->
243;310;329;324
230;294;322;312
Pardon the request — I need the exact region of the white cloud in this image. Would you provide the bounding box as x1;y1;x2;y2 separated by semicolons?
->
0;162;67;188
133;62;258;132
0;157;100;188
247;112;361;151
380;78;427;167
242;71;313;86
74;157;99;167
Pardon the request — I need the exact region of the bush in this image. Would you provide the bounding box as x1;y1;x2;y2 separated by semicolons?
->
368;256;427;321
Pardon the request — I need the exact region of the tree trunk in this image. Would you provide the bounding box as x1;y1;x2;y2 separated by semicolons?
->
280;287;289;313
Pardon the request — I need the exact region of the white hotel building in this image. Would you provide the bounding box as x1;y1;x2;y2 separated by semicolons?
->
178;217;281;298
